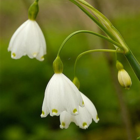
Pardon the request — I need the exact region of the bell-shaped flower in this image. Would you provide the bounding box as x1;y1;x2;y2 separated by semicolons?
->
8;0;46;61
60;92;99;129
41;73;84;117
8;19;46;61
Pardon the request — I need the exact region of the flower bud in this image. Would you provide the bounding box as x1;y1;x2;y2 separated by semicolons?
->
116;61;132;89
118;69;132;89
53;56;63;73
73;77;80;89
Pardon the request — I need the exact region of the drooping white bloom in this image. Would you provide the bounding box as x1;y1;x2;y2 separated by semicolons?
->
41;73;84;117
60;93;99;129
8;19;46;61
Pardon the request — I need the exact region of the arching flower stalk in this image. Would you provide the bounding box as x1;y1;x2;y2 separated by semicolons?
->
70;0;140;80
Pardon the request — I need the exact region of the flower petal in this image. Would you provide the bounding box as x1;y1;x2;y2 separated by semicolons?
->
60;111;72;129
8;20;29;51
8;20;30;59
24;21;42;58
46;74;65;116
63;75;84;107
63;74;82;115
72;106;92;129
81;93;99;123
35;21;46;53
62;74;81;115
41;95;49;118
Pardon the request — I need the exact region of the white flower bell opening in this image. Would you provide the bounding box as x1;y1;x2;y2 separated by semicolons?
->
8;19;46;61
60;92;99;129
41;73;84;117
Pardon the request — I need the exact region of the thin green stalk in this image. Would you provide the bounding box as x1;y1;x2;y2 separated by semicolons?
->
69;0;117;42
57;30;124;56
76;0;129;52
74;49;120;76
125;51;140;80
77;0;112;25
70;0;140;80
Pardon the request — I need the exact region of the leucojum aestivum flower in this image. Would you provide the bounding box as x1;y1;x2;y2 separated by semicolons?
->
8;0;46;61
41;57;99;129
8;0;140;131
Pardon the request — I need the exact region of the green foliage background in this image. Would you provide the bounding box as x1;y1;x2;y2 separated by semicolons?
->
0;0;140;140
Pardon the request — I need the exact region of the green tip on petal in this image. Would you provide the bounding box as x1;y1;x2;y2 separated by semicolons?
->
52;109;58;114
73;109;78;114
28;0;39;20
62;122;65;127
96;115;99;120
42;111;45;115
83;122;88;129
12;53;16;58
41;56;44;60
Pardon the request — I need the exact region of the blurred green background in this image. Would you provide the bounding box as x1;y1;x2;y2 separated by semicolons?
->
0;0;140;140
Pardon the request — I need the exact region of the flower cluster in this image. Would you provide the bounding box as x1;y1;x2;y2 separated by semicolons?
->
40;73;99;129
8;0;100;129
8;0;135;130
40;56;99;129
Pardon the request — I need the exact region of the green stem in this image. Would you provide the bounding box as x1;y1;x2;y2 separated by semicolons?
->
125;51;140;81
76;0;129;52
70;0;140;81
74;49;120;76
69;0;119;45
57;30;123;56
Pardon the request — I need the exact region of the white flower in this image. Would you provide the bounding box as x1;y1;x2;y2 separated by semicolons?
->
8;19;46;61
41;73;84;117
118;69;132;89
60;93;99;129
